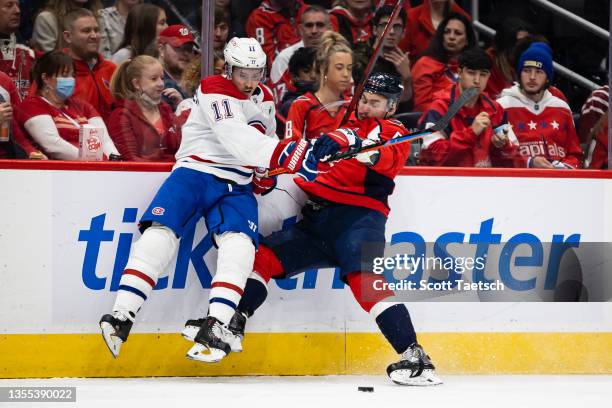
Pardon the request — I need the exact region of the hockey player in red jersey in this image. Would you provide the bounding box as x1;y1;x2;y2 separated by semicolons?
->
184;73;442;386
419;47;518;167
497;42;583;169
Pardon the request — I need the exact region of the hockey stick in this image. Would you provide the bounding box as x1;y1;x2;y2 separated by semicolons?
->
267;87;478;176
338;0;405;126
325;86;479;161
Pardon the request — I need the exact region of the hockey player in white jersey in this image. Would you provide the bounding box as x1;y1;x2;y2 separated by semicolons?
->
99;37;360;362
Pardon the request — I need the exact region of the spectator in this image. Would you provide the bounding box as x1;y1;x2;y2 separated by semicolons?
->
270;5;329;104
15;51;118;160
279;46;317;119
497;42;583;169
419;47;517;167
63;8;117;121
1;71;43;158
99;0;140;59
399;0;470;59
213;6;230;52
0;0;36;100
246;0;304;69
355;4;412;105
286;31;352;140
329;0;373;47
157;24;198;111
485;18;532;99
107;55;181;162
510;35;568;103
411;12;475;112
32;0;102;52
111;3;167;64
580;85;608;169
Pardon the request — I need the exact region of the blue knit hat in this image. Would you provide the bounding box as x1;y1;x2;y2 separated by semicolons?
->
517;42;554;81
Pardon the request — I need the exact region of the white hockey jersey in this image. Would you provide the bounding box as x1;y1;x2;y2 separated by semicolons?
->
175;75;278;184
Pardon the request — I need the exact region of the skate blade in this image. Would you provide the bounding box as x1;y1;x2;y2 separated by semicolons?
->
100;322;122;358
181;325;199;342
389;369;443;386
186;343;228;363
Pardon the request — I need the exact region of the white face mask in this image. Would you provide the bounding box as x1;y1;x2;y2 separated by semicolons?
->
139;90;161;108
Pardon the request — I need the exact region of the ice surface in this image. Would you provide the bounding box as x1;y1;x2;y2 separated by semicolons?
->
1;375;611;408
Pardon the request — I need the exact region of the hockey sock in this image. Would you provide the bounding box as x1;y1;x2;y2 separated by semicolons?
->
208;232;255;325
374;303;417;354
252;244;285;282
236;272;269;317
346;271;394;313
113;225;178;316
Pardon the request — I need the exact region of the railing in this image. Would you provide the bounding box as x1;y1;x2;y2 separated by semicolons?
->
470;0;602;91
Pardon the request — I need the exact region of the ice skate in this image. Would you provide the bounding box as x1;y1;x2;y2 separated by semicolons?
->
182;310;245;353
186;316;233;363
99;311;134;358
386;343;443;386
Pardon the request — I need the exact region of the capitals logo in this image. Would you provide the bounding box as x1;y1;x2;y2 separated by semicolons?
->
152;207;165;215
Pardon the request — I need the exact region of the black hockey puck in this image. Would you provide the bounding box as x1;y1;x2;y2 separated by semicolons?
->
358;386;374;392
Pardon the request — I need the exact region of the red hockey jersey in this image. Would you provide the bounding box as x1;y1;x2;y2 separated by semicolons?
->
286;91;349;140
246;0;305;69
497;84;583;168
411;56;459;113
580;85;608;169
296;115;410;216
0;35;35;101
329;6;373;46
419;84;518;167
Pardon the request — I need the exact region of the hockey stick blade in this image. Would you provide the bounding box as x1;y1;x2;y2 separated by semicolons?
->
327;87;479;161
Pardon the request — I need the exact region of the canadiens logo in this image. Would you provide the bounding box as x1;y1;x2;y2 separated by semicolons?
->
152;207;165;215
86;137;101;152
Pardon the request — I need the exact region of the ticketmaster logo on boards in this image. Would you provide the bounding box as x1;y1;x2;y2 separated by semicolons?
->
77;210;608;300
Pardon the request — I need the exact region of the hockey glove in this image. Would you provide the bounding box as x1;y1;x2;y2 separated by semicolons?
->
252;167;277;195
316;128;362;162
355;138;380;166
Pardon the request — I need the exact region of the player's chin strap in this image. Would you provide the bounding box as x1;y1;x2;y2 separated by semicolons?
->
325;87;479;162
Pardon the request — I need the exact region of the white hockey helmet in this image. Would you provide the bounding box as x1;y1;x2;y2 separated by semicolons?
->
224;37;267;78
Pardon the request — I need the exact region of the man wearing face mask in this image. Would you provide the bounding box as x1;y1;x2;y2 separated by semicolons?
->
278;46;317;120
15;51;119;160
62;8;117;122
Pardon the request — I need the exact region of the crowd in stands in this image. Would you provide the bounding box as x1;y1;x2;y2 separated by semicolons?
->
0;0;608;168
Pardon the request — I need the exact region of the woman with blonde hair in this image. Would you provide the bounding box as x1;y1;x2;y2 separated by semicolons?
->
107;55;181;161
33;0;102;52
286;31;353;140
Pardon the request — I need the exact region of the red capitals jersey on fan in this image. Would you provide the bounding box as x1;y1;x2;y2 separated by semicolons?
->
329;6;373;45
0;35;35;101
296;115;410;217
246;0;305;68
419;85;518;167
286;92;349;140
497;84;583;168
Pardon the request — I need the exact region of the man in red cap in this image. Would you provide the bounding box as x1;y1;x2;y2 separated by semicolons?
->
158;24;200;110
